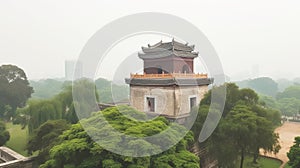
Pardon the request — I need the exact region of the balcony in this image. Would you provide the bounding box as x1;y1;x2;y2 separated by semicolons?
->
130;73;208;79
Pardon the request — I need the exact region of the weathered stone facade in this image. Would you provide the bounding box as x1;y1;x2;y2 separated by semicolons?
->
130;85;208;118
126;40;212;121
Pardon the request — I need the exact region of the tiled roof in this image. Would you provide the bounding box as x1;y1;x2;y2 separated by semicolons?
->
139;39;198;59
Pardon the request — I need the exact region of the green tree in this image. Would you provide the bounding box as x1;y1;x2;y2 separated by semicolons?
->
239;88;259;106
221;105;258;168
40;106;199;168
277;85;300;100
193;83;280;167
259;95;280;110
29;79;66;99
95;78;129;103
247;77;278;97
0;64;33;119
208;104;280;168
18;78;99;133
25;99;64;133
200;83;240;117
27;120;70;164
236;77;278;97
287;137;300;168
277;98;300;116
0;121;10;146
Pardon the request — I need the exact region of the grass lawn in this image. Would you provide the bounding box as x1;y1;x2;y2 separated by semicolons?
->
236;156;282;168
5;122;29;156
284;163;292;168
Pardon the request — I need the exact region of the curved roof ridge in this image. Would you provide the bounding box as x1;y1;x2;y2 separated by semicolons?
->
139;39;198;59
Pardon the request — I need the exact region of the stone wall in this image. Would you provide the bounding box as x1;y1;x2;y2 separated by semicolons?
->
0;147;34;168
174;85;208;116
130;85;208;118
130;85;175;116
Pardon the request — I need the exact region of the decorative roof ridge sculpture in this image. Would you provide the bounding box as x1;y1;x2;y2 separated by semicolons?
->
139;39;198;59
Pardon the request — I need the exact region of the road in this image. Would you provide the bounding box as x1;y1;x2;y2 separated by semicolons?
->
261;121;300;167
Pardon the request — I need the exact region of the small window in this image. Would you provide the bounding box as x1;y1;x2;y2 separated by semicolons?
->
190;97;197;111
147;97;155;112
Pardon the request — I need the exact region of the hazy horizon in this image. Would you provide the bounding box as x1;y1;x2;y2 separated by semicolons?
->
1;1;299;81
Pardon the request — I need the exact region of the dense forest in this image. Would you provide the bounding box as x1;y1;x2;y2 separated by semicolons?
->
192;83;281;168
1;64;300;168
29;78;129;103
236;77;300;117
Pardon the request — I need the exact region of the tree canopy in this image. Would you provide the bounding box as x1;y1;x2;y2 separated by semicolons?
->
0;64;33;119
40;106;199;168
27;120;70;164
287;137;300;168
277;85;300;100
95;78;129;103
29;77;128;103
236;77;278;97
17;78;98;133
193;83;280;168
0;121;10;146
29;79;67;99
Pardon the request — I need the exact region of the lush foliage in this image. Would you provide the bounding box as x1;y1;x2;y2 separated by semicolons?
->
40;106;199;168
0;64;33;119
236;77;278;97
237;78;300;116
29;77;129;103
0;121;10;146
29;79;66;99
27;120;70;164
16;77;129;134
277;85;300;100
16;78;98;133
193;83;280;168
287;137;300;168
95;78;129;103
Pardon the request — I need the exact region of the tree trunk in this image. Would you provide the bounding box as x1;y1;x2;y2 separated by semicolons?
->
253;147;259;164
240;149;244;168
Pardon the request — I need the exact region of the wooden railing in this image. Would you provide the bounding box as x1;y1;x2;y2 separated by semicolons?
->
130;73;208;79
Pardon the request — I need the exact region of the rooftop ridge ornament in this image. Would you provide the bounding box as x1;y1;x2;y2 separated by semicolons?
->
139;39;198;59
126;39;212;129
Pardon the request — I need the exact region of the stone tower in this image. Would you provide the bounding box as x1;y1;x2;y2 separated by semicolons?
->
125;39;213;122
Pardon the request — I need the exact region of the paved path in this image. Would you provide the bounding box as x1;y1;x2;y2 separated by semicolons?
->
261;122;300;168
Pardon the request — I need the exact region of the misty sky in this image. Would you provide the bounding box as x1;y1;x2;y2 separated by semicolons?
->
0;0;300;81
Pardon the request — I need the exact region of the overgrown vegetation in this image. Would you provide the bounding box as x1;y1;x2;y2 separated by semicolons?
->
27;120;70;165
0;64;33;120
237;77;300;117
192;83;281;168
38;106;199;168
15;78;98;133
287;137;300;168
0;121;10;146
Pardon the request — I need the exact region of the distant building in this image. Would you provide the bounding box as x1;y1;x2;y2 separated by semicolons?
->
125;39;213;123
65;60;83;80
